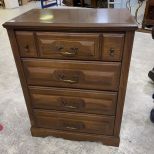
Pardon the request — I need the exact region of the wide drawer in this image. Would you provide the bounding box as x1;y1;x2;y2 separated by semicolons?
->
29;86;117;115
23;59;121;91
33;110;115;135
36;32;100;60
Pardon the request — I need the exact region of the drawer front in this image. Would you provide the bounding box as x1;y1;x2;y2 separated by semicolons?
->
34;110;115;135
16;32;37;57
23;59;121;91
29;87;117;115
102;33;124;61
36;32;100;60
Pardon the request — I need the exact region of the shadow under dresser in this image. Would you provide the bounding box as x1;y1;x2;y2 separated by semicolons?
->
3;8;138;146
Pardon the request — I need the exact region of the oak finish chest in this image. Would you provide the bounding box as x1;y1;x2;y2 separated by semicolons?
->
3;9;137;146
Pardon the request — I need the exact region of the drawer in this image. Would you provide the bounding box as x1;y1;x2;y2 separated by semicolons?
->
34;110;115;135
29;86;117;115
16;32;37;57
23;59;121;91
102;33;125;61
36;32;100;60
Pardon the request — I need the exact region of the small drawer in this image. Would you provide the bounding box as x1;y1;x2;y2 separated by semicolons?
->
36;32;100;60
16;32;37;57
29;87;117;115
22;59;121;91
102;33;125;61
34;110;115;135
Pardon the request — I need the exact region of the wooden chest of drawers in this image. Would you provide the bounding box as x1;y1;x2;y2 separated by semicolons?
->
3;9;137;146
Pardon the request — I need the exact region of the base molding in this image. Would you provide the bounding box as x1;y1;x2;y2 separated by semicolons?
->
31;127;120;146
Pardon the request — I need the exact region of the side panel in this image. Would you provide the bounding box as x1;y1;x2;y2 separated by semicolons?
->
114;31;135;136
7;29;35;126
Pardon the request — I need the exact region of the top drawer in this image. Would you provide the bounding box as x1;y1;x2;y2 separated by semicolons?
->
16;32;37;57
16;31;125;62
36;32;100;60
102;34;125;62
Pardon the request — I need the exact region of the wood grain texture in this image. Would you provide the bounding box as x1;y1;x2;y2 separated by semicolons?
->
102;33;125;62
114;31;135;136
16;31;38;57
33;109;115;135
29;86;118;115
3;9;137;146
6;29;35;126
36;32;100;60
3;9;138;31
31;127;120;146
22;59;121;91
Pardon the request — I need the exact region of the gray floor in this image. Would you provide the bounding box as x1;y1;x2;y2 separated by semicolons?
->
0;2;154;154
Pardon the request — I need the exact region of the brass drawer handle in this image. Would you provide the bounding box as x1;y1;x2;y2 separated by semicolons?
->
109;48;115;57
59;78;78;84
60;51;76;56
60;48;78;57
55;70;80;84
63;105;77;109
61;122;85;130
59;97;85;110
24;45;29;53
58;75;78;84
61;100;78;109
65;126;79;130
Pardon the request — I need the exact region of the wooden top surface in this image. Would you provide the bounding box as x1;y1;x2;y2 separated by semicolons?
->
3;8;138;30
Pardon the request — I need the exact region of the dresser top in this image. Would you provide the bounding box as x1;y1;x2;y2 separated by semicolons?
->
3;8;138;31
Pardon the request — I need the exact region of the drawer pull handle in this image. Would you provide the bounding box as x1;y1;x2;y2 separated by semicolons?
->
56;71;80;84
63;105;77;109
109;48;115;57
65;126;79;130
62;122;84;130
60;48;78;57
59;76;78;84
59;78;78;84
59;97;85;110
60;51;76;56
24;45;29;53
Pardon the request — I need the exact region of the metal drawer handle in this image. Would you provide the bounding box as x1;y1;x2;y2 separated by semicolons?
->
60;48;78;57
59;78;78;84
24;45;29;53
60;51;76;56
62;122;84;130
59;97;85;110
58;76;78;84
109;48;115;57
63;105;77;109
61;100;78;109
65;126;78;130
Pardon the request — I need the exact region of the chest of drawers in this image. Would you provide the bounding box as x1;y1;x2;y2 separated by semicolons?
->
3;9;137;146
